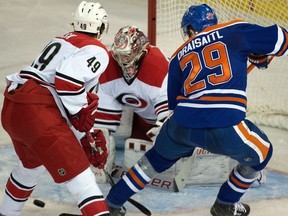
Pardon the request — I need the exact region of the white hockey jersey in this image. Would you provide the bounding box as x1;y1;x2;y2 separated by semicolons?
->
94;46;169;132
5;32;109;138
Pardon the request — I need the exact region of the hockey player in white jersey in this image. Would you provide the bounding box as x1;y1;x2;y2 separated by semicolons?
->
93;25;170;177
0;1;110;216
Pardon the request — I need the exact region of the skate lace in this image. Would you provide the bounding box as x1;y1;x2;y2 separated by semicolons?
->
233;202;247;215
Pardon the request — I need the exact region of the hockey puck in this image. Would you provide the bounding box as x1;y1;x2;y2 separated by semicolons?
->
33;199;45;208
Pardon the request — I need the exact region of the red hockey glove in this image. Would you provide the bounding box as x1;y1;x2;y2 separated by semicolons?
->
70;93;99;132
80;129;108;169
86;92;99;104
248;53;269;70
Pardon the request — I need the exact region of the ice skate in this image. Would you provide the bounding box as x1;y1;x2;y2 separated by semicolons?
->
210;201;250;216
108;206;126;216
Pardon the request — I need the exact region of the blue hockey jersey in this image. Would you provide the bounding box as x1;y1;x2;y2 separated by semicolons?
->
168;20;288;128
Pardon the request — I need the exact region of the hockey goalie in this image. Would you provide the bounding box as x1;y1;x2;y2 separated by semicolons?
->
91;25;169;183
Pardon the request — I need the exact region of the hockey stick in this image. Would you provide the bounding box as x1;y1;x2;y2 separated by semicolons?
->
59;213;81;216
85;132;152;216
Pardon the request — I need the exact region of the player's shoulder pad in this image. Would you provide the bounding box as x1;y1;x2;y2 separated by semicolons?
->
99;51;123;84
56;32;108;51
137;46;169;87
170;19;248;59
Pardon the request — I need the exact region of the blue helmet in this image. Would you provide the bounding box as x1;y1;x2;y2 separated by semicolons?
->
181;4;218;39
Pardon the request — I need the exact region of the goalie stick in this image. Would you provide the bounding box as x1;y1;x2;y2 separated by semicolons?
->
85;132;152;216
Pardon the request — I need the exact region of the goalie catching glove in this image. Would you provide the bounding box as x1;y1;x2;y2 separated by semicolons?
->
80;129;108;169
146;121;164;142
146;112;173;142
70;92;99;132
248;53;269;70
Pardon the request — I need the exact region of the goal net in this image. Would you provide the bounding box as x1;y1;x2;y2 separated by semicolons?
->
148;0;288;130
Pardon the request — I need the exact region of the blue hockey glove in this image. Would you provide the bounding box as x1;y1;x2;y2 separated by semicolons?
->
248;54;269;70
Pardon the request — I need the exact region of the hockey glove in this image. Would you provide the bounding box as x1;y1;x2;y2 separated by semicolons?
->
248;53;269;70
146;112;174;142
146;121;163;142
70;93;99;132
80;129;108;169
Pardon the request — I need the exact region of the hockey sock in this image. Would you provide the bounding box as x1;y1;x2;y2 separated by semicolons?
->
216;167;256;204
106;163;151;207
0;173;35;216
66;168;109;216
79;196;109;216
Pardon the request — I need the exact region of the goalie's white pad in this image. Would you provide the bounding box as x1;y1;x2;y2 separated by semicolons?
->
122;143;267;191
174;148;236;190
124;138;154;168
175;148;267;190
91;128;116;183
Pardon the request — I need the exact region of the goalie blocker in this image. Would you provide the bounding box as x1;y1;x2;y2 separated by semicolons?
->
112;138;267;191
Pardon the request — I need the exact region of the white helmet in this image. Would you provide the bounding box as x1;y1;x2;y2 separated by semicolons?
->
111;25;149;84
72;1;109;40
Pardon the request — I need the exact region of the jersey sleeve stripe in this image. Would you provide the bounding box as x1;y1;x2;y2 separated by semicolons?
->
274;27;288;56
57;88;85;96
55;72;84;85
270;26;288;56
19;70;54;87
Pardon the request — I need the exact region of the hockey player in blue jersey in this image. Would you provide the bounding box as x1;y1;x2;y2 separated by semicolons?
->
106;4;288;216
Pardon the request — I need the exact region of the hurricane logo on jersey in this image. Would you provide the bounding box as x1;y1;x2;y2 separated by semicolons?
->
116;93;147;108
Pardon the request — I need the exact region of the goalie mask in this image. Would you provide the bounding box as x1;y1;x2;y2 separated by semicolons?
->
111;25;149;84
72;1;109;40
181;4;218;40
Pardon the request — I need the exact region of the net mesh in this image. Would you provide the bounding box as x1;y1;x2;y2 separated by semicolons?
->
154;0;288;129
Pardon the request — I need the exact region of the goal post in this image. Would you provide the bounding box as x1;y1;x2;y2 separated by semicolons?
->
148;0;156;46
147;0;288;130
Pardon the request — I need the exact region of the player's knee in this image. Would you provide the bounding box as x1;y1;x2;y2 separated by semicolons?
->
65;167;102;199
145;148;177;173
252;143;273;171
137;154;158;178
237;164;259;179
12;162;46;186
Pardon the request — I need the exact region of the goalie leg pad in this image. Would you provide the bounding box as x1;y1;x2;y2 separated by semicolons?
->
124;138;153;168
